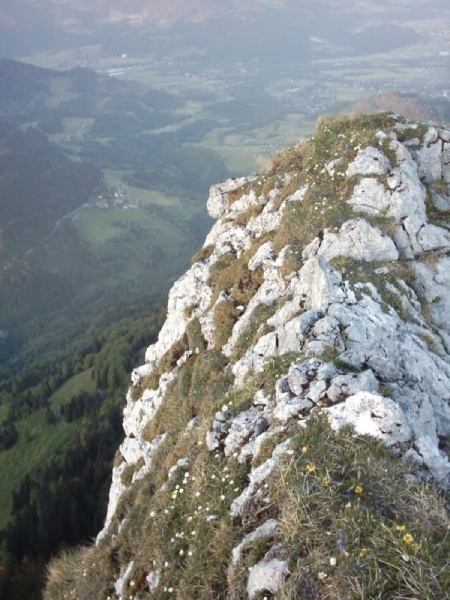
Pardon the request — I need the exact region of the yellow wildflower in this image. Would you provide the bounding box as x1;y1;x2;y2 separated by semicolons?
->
354;485;363;494
403;533;414;545
306;463;316;473
302;445;309;453
323;476;330;485
396;525;406;531
359;548;367;558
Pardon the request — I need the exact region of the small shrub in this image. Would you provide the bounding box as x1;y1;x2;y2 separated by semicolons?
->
233;203;264;227
44;545;116;600
209;256;264;307
191;244;215;265
186;317;207;353
419;250;440;268
159;334;189;373
213;300;240;349
417;331;441;356
396;123;429;143
270;143;307;175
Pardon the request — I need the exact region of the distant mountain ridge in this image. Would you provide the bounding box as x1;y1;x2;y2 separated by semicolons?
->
1;0;292;31
1;0;447;33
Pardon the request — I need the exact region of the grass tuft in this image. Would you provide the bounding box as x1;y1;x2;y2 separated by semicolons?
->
272;415;450;600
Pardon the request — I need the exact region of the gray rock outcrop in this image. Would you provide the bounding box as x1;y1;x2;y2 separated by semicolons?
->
92;116;450;598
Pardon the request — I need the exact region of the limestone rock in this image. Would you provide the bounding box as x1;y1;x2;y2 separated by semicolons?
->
345;146;391;177
303;218;399;262
230;519;279;570
207;177;255;219
223;407;269;457
326;370;379;403
326;392;413;446
247;557;290;599
432;192;450;212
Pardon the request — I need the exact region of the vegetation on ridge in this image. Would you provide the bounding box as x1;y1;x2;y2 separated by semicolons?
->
44;113;450;599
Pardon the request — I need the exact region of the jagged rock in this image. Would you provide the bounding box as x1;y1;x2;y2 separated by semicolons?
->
114;560;134;598
416;127;445;182
250;426;286;460
231;439;292;518
274;395;314;423
326;391;413;446
120;433;166;480
413;256;450;351
145;260;212;365
97;433;166;541
326;370;379;403
124;371;177;439
288;360;325;394
146;571;161;592
306;380;328;402
229;519;279;570
246;557;290;599
247;204;285;237
345;146;391;177
207;177;255;219
415;436;450;484
248;241;275;271
303;218;399;262
289;184;309;202
348;177;390;215
432;193;450;212
223;407;269;458
293;256;346;310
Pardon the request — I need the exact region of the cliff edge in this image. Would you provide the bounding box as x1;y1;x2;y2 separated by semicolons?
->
45;114;450;599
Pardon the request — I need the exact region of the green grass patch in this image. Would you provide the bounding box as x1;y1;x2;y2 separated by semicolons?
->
271;415;450;599
0;414;77;529
48;369;95;412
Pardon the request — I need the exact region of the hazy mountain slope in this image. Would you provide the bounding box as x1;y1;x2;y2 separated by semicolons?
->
1;0;447;31
0;59;228;364
0;0;290;31
45;113;450;599
345;90;434;122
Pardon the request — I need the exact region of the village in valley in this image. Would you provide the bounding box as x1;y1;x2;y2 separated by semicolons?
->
86;183;142;211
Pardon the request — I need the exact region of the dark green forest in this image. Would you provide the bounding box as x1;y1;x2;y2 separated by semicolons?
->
0;296;165;599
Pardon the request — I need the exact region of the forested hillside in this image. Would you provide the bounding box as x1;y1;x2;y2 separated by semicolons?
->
0;59;232;599
0;295;165;599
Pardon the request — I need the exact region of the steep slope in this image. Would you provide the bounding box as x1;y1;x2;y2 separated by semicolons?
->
45;114;450;599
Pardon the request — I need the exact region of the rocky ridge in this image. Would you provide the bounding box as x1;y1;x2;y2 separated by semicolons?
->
45;114;450;600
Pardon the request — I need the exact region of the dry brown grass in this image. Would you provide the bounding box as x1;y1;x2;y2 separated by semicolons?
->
44;545;115;600
213;299;240;349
